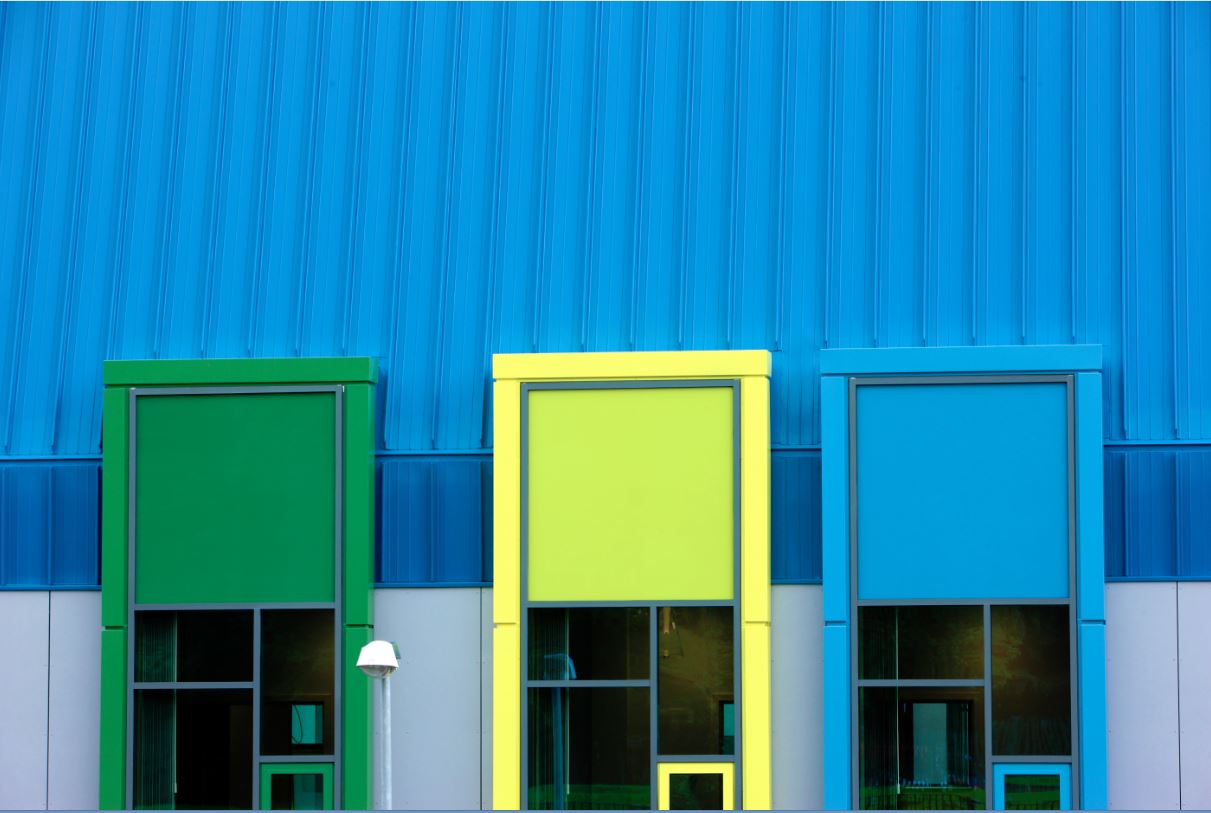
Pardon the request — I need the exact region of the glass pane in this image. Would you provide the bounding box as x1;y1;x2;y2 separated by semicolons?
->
134;689;253;809
992;605;1071;755
261;610;335;755
1003;773;1061;810
859;605;983;680
527;687;649;810
669;773;724;810
135;610;253;682
529;608;649;680
658;606;734;755
859;686;985;810
269;773;325;810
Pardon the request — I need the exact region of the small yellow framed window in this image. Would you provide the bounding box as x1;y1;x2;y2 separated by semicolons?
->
657;763;735;811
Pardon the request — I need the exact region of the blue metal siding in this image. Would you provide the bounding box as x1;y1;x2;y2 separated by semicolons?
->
0;3;1208;585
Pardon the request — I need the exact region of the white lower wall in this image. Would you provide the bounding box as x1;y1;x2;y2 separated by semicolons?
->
1178;582;1211;809
373;588;487;810
0;592;50;810
1106;582;1181;809
47;591;100;810
770;584;823;810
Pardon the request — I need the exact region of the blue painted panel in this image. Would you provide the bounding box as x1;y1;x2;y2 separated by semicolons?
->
0;462;99;588
771;450;821;583
820;376;849;621
821;622;851;810
376;456;493;586
1077;621;1108;809
820;345;1101;375
856;382;1069;600
1075;373;1105;621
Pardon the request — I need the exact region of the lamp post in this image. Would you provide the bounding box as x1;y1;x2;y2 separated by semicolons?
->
357;640;400;810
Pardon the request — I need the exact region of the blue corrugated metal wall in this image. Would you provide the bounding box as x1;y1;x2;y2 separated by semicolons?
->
1;3;1208;586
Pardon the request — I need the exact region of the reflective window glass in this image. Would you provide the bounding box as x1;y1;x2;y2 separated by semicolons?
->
657;606;734;755
527;687;650;810
261;610;335;755
133;689;253;809
991;605;1071;755
859;686;985;810
669;773;724;810
859;605;983;680
1003;774;1061;810
528;607;649;681
135;610;253;682
269;773;325;810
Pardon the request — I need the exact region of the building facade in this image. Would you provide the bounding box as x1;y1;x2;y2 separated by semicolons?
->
2;2;1210;810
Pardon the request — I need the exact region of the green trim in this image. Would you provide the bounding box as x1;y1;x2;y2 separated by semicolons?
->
103;357;378;387
342;625;374;810
343;383;375;627
98;629;126;809
260;762;336;809
101;388;128;627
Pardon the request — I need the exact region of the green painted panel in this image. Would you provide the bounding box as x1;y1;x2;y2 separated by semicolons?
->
342;625;374;810
343;384;374;627
99;628;126;810
134;392;336;604
101;387;129;627
527;386;734;602
105;357;376;387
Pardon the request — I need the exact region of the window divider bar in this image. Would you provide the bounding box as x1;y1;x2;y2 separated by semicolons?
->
855;679;985;688
525;679;651;688
132;681;255;690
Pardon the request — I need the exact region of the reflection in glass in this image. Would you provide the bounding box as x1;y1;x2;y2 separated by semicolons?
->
528;608;649;681
859;605;983;680
859;687;985;810
658;606;734;755
992;605;1071;755
261;610;335;755
269;773;325;810
134;689;253;809
669;773;724;810
527;687;649;810
135;610;253;682
1003;774;1061;810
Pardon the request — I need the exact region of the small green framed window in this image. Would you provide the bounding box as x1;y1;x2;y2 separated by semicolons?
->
259;763;334;811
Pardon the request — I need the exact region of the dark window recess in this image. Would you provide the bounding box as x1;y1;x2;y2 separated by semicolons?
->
527;687;650;810
658;606;734;756
268;773;325;810
133;689;253;810
859;605;983;680
135;610;253;682
528;607;650;681
991;605;1072;756
668;773;724;811
1003;773;1062;810
261;610;336;756
859;686;986;810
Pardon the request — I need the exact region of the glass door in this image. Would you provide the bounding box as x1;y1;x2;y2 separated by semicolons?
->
259;764;334;810
992;764;1071;811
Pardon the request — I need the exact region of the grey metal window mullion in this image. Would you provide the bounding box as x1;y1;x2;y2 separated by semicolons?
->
984;603;992;810
252;608;261;810
525;680;651;689
991;755;1076;764
855;679;985;688
133;681;255;690
649;600;658;813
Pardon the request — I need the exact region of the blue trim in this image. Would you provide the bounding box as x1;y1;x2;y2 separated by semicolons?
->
820;377;849;622
822;623;851;810
1077;622;1108;810
374;581;490;589
819;345;1102;375
992;763;1072;811
0;584;101;591
1076;374;1106;621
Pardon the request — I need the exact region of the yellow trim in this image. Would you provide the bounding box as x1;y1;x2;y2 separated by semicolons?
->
657;763;736;811
492;380;522;809
491;351;771;810
493;349;770;381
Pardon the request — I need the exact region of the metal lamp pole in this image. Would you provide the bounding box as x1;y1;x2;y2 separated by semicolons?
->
357;641;400;811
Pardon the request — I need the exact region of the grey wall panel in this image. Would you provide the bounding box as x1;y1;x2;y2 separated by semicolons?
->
47;591;99;810
374;588;483;810
1105;583;1180;809
480;588;492;811
1178;582;1211;809
0;592;49;810
770;584;823;810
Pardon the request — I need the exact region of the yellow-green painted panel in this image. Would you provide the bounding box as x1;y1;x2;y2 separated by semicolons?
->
527;386;733;602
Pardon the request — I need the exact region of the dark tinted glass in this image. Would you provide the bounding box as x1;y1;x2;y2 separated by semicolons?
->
657;606;734;755
261;610;335;755
527;687;650;810
1003;774;1061;810
134;689;253;809
135;610;253;682
269;773;325;810
859;605;983;680
528;607;649;680
859;686;985;810
669;773;724;810
992;605;1071;755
